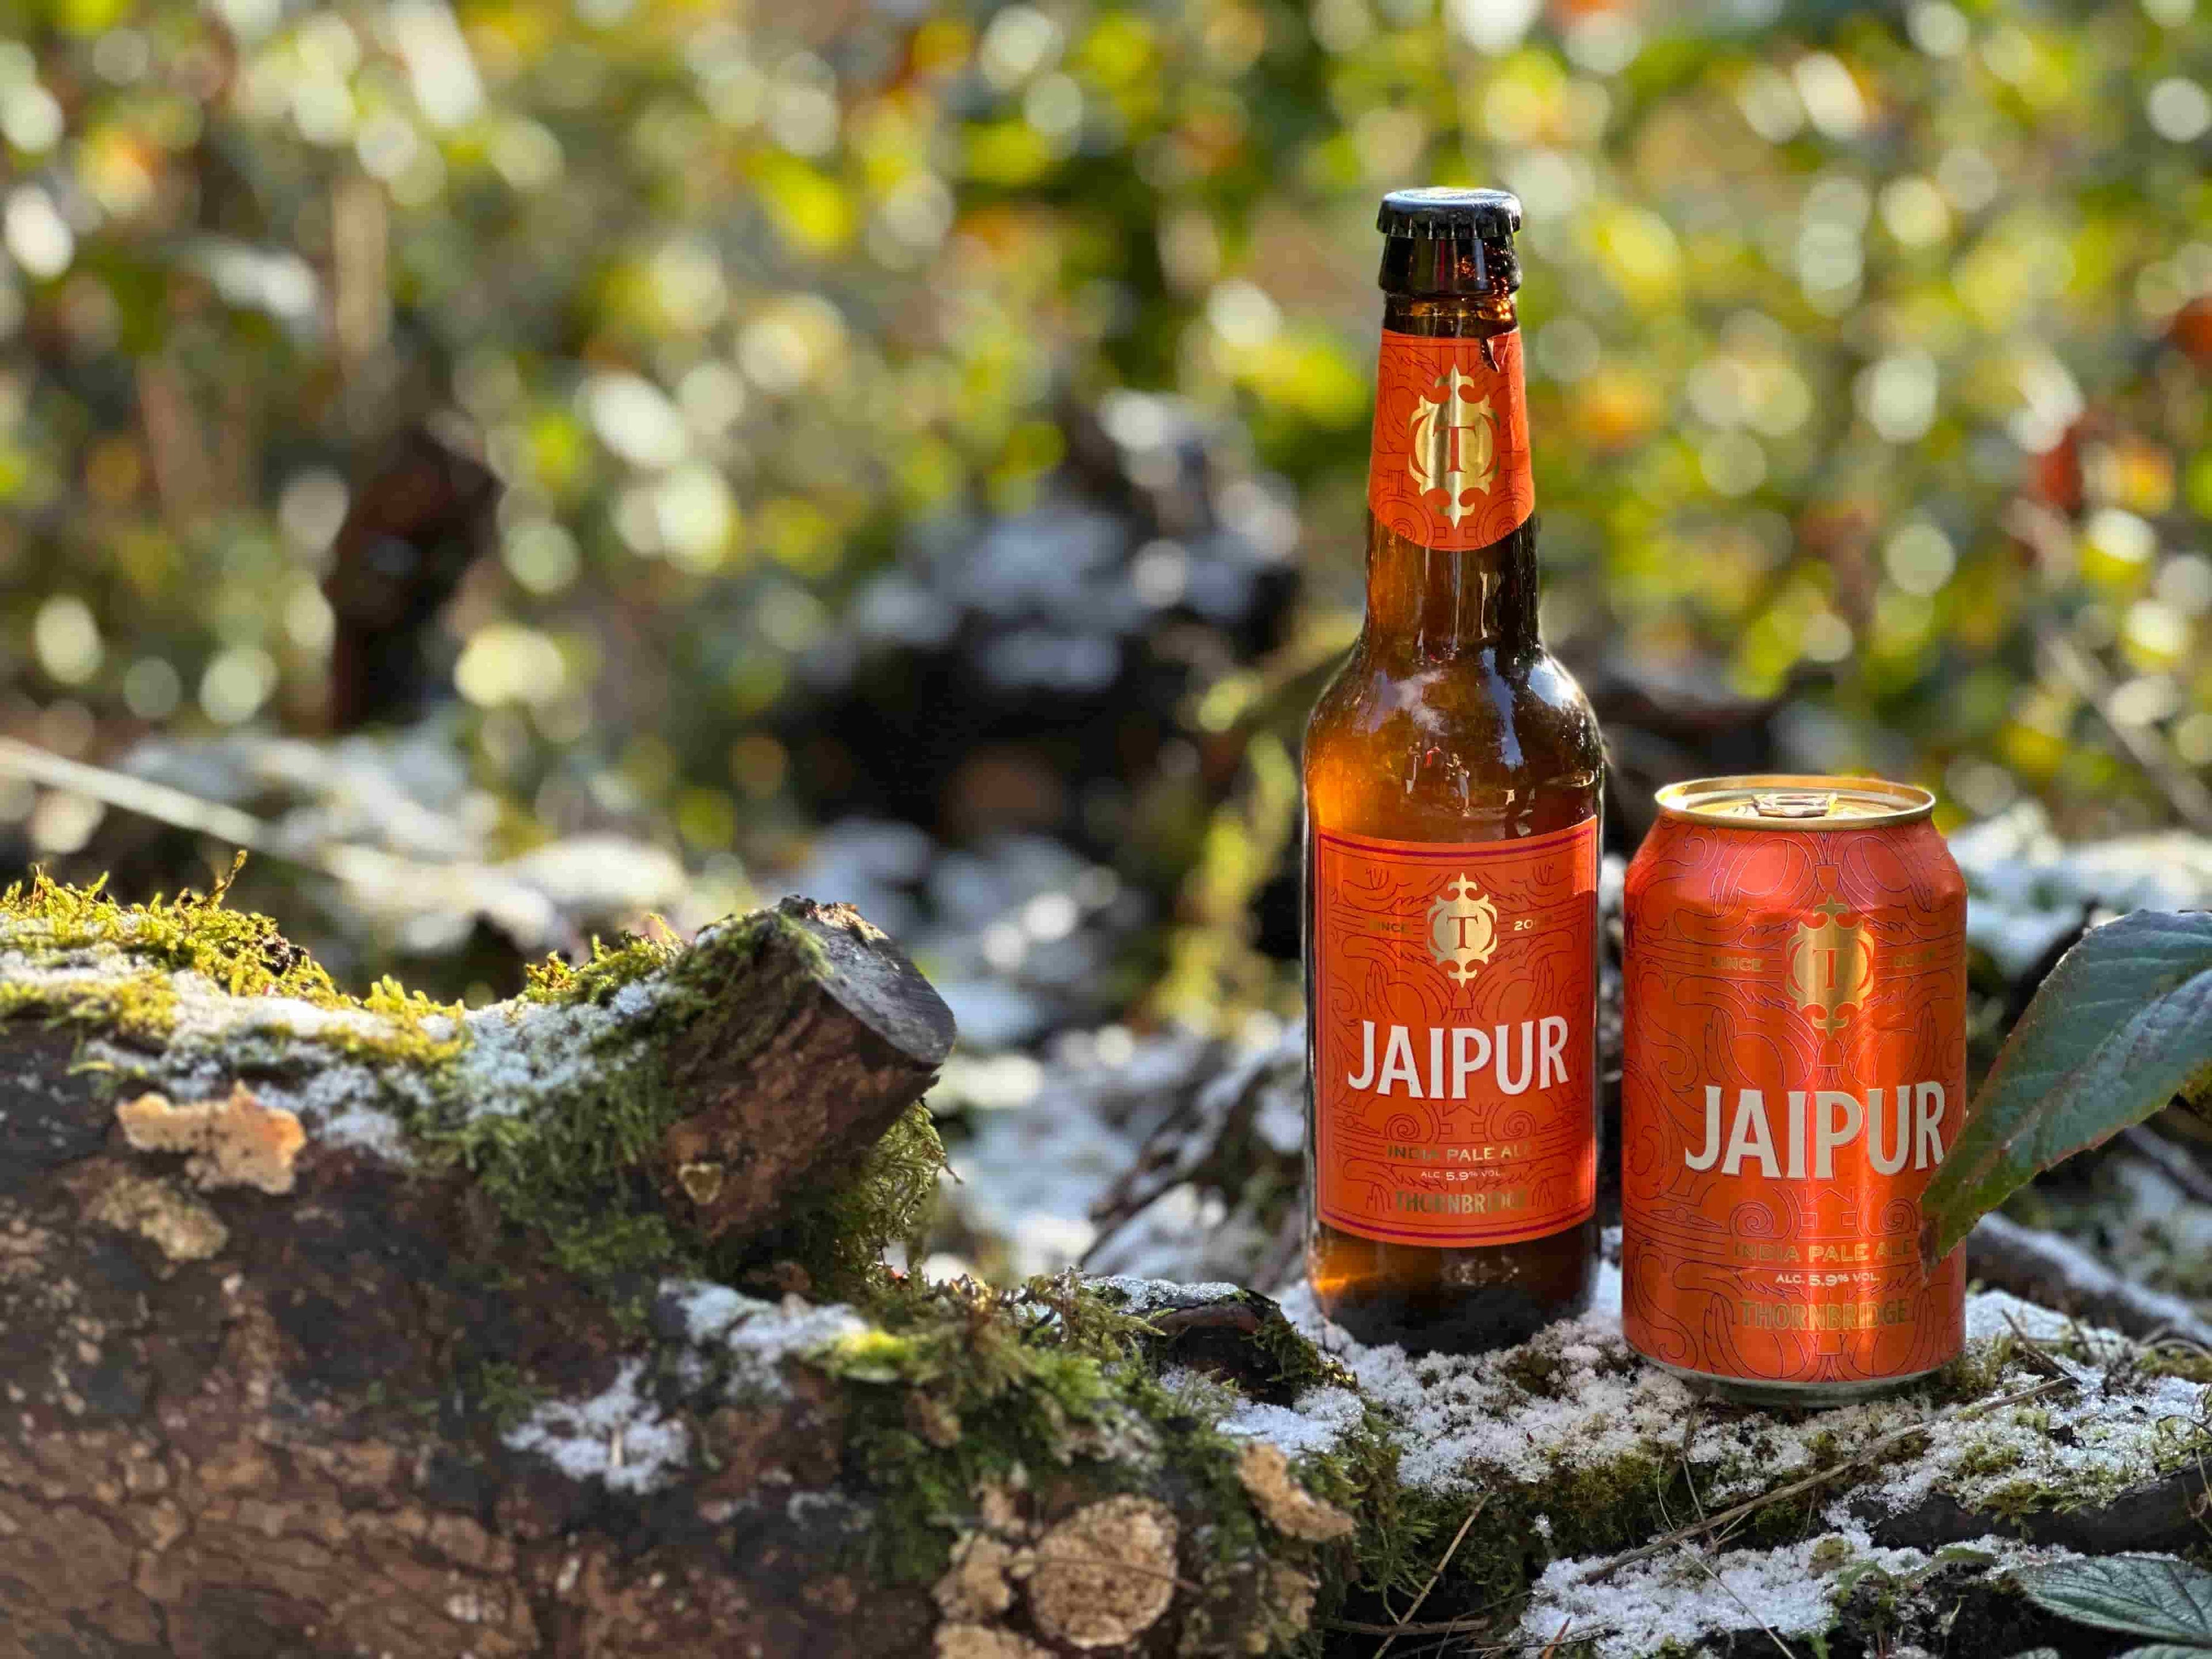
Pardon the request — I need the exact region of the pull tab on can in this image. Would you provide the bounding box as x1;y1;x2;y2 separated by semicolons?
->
1752;791;1838;820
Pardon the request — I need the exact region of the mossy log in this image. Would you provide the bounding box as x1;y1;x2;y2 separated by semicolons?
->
0;876;1363;1657
0;874;957;1282
0;876;2207;1657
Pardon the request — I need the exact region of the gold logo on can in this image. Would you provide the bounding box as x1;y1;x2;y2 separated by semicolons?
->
1427;874;1499;986
1786;901;1874;1031
1408;368;1497;526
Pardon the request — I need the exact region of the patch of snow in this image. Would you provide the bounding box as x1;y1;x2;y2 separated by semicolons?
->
503;1359;691;1494
453;991;652;1118
1215;1387;1367;1459
1275;1281;2211;1521
1095;1275;1247;1310
1279;1282;1709;1495
1590;1256;1622;1319
662;1280;757;1345
1961;1287;2080;1343
1950;802;2212;976
723;1298;871;1374
23;926;687;1170
1156;1361;1365;1459
44;956;434;1165
1521;1528;2076;1659
658;1278;872;1396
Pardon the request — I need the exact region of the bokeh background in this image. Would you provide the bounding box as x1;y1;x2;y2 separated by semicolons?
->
5;0;2212;1283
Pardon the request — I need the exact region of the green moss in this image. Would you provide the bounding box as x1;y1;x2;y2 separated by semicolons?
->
819;1272;1168;1580
424;1015;688;1283
1;857;339;999
421;907;946;1298
460;1359;544;1435
1249;1298;1337;1397
1495;1343;1566;1398
0;857;349;1041
351;976;469;1065
793;1268;1389;1617
0;859;471;1069
0;969;181;1043
1927;1335;2020;1405
2137;1344;2212;1384
1302;1403;1431;1608
520;930;680;1006
748;1102;948;1291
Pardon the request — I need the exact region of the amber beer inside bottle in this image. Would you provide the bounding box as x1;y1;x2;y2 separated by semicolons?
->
1303;189;1604;1354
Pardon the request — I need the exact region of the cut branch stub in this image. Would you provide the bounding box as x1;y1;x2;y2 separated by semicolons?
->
656;897;957;1241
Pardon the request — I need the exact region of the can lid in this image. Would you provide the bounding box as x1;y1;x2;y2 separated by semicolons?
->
1653;774;1936;828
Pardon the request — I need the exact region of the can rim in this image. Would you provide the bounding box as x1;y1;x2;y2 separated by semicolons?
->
1653;773;1936;828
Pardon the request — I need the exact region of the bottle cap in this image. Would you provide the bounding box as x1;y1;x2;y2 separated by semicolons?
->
1376;187;1522;241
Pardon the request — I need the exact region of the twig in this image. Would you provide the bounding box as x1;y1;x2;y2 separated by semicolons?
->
1999;1308;2076;1384
1647;1420;1787;1657
1969;1213;2212;1349
1575;1375;2075;1585
0;737;588;953
0;736;399;885
1682;1548;1793;1659
1325;1617;1611;1647
1376;1499;1486;1659
1678;1401;1706;1524
2122;1124;2212;1207
2034;620;2212;834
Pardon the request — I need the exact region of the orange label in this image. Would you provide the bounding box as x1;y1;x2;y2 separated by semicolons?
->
1620;816;1968;1386
1312;819;1599;1247
1367;328;1536;552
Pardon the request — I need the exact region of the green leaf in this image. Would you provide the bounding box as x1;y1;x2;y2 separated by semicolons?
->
2016;1554;2212;1645
1921;911;2212;1264
2121;1647;2212;1659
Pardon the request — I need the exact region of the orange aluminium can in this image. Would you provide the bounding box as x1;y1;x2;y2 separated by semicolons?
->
1620;776;1967;1406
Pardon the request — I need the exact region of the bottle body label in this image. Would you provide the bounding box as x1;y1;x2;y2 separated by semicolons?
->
1368;327;1535;552
1311;819;1599;1247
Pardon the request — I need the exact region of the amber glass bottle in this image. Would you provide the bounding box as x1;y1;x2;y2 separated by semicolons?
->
1303;189;1604;1354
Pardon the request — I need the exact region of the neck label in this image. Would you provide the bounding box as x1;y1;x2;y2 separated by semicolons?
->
1368;328;1534;551
1312;817;1598;1247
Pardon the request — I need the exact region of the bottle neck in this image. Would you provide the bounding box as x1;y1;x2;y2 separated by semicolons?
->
1364;251;1537;661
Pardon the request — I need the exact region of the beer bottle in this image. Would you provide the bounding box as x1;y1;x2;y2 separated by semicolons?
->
1304;188;1604;1354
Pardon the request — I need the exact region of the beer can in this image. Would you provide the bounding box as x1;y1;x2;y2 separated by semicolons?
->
1620;775;1967;1406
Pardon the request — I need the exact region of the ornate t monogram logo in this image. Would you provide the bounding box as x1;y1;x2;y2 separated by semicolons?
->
1408;368;1498;526
1786;900;1874;1031
1427;873;1499;986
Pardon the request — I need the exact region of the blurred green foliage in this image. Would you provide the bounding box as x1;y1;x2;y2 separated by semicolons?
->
3;0;2211;1018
